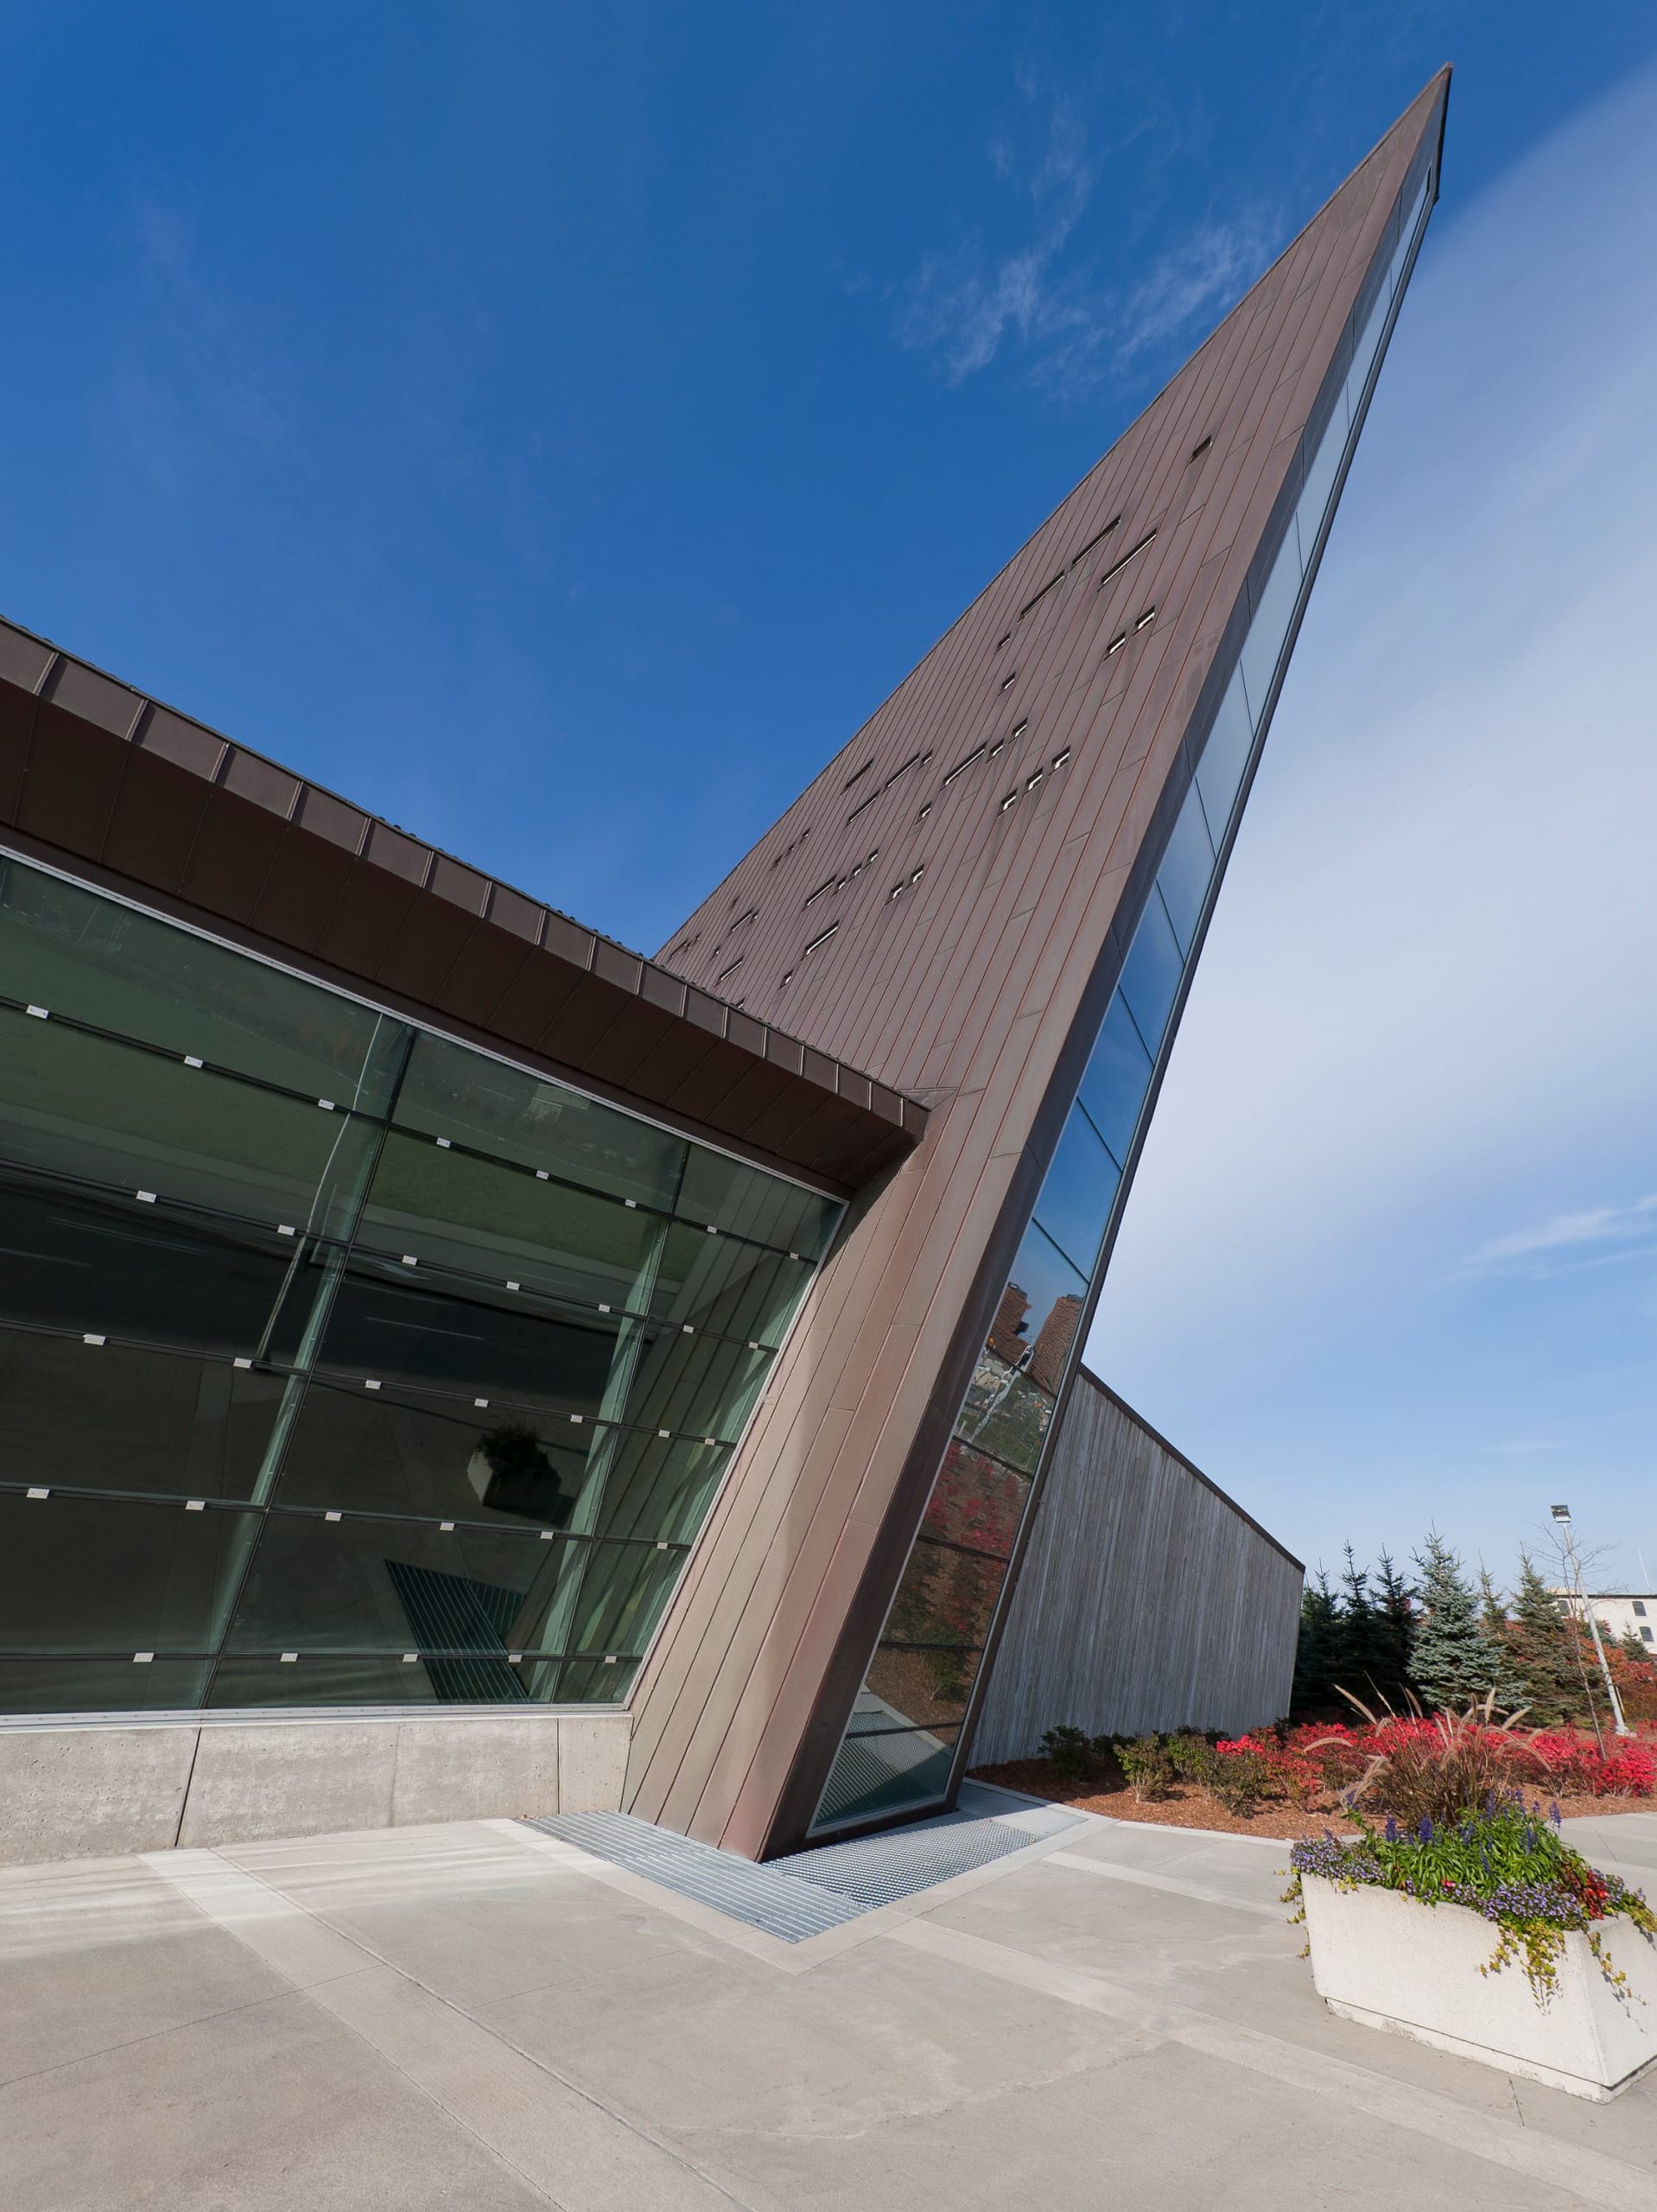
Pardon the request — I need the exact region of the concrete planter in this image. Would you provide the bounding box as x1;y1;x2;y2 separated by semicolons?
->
1302;1873;1657;2101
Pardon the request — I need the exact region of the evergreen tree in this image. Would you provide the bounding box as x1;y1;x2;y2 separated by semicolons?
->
1337;1545;1400;1707
1373;1549;1417;1706
1506;1549;1591;1726
1410;1530;1514;1712
1619;1625;1653;1668
1292;1569;1343;1717
1477;1564;1508;1638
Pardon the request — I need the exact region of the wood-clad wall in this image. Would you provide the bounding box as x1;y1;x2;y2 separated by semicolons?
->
971;1373;1303;1763
623;78;1446;1857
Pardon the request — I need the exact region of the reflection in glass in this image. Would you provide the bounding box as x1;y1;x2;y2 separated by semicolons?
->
1034;1109;1121;1281
0;851;836;1715
0;1327;283;1501
1076;995;1153;1167
1154;785;1216;956
1115;896;1184;1059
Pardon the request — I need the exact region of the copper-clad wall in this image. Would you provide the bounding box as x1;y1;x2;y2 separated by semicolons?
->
627;76;1448;1857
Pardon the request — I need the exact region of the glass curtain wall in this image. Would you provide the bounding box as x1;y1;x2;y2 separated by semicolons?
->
811;164;1433;1834
0;860;837;1713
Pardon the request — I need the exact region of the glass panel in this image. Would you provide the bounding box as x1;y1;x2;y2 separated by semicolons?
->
310;1263;624;1414
1116;895;1184;1059
0;1326;284;1501
865;1643;979;1731
616;1330;772;1443
650;1224;810;1345
885;1536;1004;1651
589;1431;730;1545
1194;670;1254;844
676;1148;838;1258
815;1716;960;1829
556;1656;639;1702
0;855;405;1109
270;1376;589;1529
1034;1106;1121;1281
1076;994;1152;1166
1154;783;1216;956
1295;394;1349;556
0;1656;213;1713
0;1491;252;1652
556;1539;687;1657
0;1012;380;1235
919;1441;1029;1560
358;1129;662;1311
0;1173;302;1357
204;1652;532;1707
957;1351;1056;1475
1237;532;1303;725
392;1030;683;1211
221;1510;575;1655
995;1224;1088;1394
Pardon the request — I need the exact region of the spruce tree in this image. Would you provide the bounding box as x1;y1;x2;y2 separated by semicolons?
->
1373;1549;1417;1707
1292;1570;1343;1717
1621;1625;1653;1668
1507;1549;1590;1726
1336;1545;1398;1708
1410;1530;1514;1713
1477;1564;1508;1638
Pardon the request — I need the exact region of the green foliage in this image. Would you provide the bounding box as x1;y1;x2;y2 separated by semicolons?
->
1037;1725;1098;1783
1410;1531;1515;1713
1165;1732;1222;1789
1507;1550;1593;1728
1115;1735;1175;1801
1211;1746;1270;1815
1287;1796;1657;2005
1292;1570;1344;1715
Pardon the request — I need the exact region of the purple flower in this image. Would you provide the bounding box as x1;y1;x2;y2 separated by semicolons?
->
1384;1816;1399;1842
1418;1816;1433;1845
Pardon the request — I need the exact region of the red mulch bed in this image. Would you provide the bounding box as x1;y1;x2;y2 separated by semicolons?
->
969;1757;1654;1840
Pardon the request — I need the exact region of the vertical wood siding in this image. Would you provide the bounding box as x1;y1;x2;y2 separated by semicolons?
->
970;1373;1303;1762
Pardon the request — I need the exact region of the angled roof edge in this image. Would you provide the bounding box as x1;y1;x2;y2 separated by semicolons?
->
0;613;925;1192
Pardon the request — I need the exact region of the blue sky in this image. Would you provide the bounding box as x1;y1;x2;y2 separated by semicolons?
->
3;5;1655;1593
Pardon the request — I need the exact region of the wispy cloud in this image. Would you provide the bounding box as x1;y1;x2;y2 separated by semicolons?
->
897;99;1095;386
1115;214;1279;363
897;90;1277;399
1460;1196;1657;1275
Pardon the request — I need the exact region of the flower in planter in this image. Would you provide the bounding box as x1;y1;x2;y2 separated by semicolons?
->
1285;1791;1657;2004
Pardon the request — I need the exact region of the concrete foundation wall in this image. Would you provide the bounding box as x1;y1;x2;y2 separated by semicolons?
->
971;1374;1302;1764
0;1707;630;1866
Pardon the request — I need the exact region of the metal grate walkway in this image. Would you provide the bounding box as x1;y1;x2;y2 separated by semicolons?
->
523;1783;1082;1942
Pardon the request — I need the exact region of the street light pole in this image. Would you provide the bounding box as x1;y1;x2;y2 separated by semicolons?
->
1552;1504;1633;1739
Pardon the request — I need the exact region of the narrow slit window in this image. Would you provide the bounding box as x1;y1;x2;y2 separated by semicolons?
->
848;790;879;823
1010;716;1028;740
1025;769;1044;791
999;791;1019;813
1018;572;1064;620
1105;632;1127;656
803;879;836;910
1134;606;1156;632
1052;747;1071;768
883;750;930;790
803;922;839;957
994;631;1013;651
943;744;986;786
1097;529;1156;590
715;957;743;984
843;761;873;790
1190;435;1213;461
1070;516;1121;564
999;671;1017;691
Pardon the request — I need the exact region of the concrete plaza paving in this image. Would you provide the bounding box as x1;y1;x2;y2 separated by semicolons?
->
2;1798;1654;2210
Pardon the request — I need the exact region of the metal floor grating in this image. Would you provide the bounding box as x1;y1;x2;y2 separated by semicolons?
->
522;1783;1082;1942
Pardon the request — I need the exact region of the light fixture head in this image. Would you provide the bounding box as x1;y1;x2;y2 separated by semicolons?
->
1550;1503;1571;1522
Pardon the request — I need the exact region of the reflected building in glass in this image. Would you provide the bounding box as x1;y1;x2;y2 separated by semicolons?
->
0;74;1446;1859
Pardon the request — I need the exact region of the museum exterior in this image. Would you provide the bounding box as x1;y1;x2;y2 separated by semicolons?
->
0;76;1447;1862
